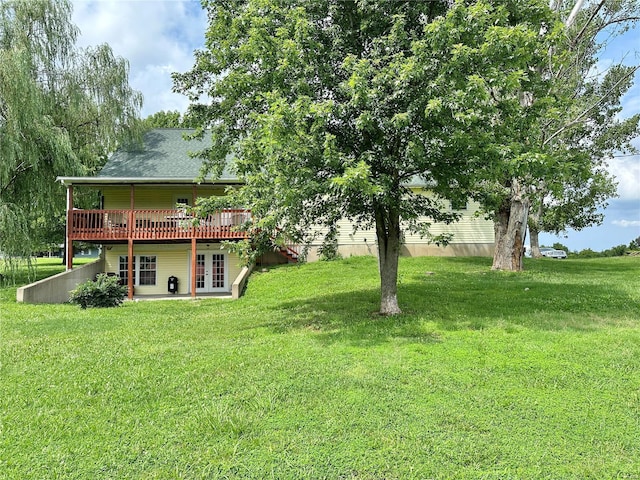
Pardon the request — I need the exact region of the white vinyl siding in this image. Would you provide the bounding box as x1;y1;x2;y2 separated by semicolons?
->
315;199;493;247
403;200;494;245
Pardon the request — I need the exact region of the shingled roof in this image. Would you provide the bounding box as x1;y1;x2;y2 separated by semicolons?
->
58;128;430;188
58;129;237;186
98;129;236;180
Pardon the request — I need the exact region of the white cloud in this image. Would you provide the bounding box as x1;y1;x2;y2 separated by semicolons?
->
608;147;640;201
586;58;613;82
612;219;640;227
71;0;207;117
621;90;640;117
598;24;640;207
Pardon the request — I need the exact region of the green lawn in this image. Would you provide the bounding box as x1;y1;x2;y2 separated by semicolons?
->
1;255;639;479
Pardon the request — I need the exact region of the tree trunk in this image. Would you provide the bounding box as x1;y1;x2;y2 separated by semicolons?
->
492;178;530;271
529;225;541;258
375;205;402;315
528;202;543;258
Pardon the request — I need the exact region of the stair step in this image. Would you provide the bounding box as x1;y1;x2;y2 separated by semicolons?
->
274;243;299;263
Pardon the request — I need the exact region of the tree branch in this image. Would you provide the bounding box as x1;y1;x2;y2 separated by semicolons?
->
1;163;33;197
565;0;589;28
543;64;640;147
571;0;606;45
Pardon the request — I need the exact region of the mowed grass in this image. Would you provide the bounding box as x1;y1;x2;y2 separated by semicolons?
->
1;255;639;479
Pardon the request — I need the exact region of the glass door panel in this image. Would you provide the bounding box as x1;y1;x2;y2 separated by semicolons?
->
211;254;225;289
192;252;227;293
196;254;206;290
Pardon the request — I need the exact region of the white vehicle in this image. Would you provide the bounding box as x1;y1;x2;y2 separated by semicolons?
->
541;248;567;259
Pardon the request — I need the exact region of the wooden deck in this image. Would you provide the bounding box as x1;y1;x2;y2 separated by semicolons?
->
69;209;250;241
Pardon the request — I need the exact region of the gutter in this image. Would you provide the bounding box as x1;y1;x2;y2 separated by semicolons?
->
57;177;243;186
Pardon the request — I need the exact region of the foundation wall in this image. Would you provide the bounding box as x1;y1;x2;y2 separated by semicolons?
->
17;259;104;304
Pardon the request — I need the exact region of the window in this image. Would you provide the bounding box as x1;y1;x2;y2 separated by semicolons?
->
174;196;190;208
451;199;468;210
119;255;134;285
138;256;157;286
118;255;155;286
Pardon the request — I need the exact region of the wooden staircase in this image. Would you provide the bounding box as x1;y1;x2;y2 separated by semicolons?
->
276;243;299;263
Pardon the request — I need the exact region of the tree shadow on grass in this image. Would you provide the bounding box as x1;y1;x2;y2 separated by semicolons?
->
262;266;639;346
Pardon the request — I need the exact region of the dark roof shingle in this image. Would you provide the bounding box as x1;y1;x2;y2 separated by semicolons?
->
98;129;236;181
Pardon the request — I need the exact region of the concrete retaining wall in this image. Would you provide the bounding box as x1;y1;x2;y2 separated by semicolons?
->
232;264;254;299
16;259;105;304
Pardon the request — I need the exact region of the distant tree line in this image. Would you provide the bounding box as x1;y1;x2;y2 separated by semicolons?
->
543;236;640;258
142;110;200;129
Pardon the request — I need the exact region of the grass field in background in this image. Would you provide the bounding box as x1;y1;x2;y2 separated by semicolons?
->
0;257;94;302
1;255;639;479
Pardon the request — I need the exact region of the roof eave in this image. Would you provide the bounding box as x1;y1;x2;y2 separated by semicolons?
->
56;177;242;186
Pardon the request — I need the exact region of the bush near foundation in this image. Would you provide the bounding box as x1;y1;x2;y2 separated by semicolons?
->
69;273;127;309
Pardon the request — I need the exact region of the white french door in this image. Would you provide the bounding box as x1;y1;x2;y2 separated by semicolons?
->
191;252;228;293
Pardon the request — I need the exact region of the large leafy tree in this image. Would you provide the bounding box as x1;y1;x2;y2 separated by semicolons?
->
0;0;142;277
477;0;639;268
174;0;566;314
527;0;639;258
143;110;200;129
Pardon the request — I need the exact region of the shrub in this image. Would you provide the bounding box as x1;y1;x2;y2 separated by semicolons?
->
69;273;128;309
575;248;601;258
603;244;628;257
552;242;570;252
318;240;342;262
318;229;342;261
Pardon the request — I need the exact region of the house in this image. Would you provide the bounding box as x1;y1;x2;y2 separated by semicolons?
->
53;128;493;302
56;129;262;301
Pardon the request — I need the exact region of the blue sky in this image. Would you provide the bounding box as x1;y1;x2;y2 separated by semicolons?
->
71;0;639;252
541;12;640;251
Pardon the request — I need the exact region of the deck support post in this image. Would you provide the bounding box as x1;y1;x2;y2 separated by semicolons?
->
191;237;197;298
66;185;74;270
129;184;135;238
128;239;134;300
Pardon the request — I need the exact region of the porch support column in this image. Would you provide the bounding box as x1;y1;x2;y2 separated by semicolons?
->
129;184;135;238
192;184;197;206
128;239;134;300
66;185;74;270
191;237;197;298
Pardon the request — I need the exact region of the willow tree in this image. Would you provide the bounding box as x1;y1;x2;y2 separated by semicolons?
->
0;0;142;277
174;0;566;315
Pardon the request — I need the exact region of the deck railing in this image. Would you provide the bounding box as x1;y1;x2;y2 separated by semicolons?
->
69;209;251;241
